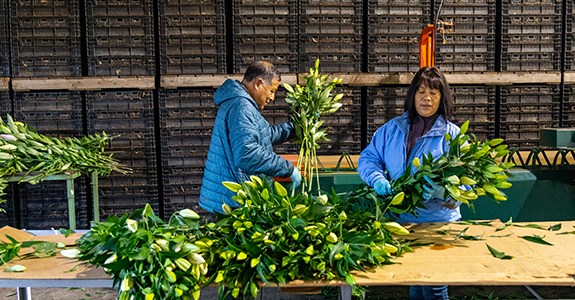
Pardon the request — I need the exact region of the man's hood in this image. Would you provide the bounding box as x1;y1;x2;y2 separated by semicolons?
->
214;79;258;109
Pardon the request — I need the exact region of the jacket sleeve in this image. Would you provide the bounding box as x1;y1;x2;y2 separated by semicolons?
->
269;121;295;145
228;104;294;178
358;126;388;187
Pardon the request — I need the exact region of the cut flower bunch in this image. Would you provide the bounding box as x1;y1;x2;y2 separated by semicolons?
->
0;115;131;208
283;59;344;193
377;121;515;217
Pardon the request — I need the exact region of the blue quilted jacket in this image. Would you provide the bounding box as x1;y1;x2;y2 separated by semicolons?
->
199;79;295;213
358;112;462;223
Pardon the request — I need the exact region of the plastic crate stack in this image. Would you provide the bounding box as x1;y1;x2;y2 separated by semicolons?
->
562;85;575;127
500;85;560;149
435;0;495;72
299;0;362;73
159;88;216;219
452;86;495;141
0;91;14;227
501;0;562;71
260;88;300;154
85;0;155;76
13;91;88;229
368;0;429;72
10;0;81;77
0;0;9;77
159;0;225;74
86;90;158;220
563;1;574;70
233;0;298;74
317;86;361;155
366;86;408;141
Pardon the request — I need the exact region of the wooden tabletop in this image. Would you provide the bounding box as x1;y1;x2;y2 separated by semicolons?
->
0;221;573;287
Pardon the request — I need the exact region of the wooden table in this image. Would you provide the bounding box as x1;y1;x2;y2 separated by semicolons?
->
1;220;574;300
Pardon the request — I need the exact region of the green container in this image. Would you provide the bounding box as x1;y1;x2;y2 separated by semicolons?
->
295;169;575;222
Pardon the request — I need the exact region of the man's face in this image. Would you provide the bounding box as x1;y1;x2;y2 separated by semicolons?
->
253;78;280;110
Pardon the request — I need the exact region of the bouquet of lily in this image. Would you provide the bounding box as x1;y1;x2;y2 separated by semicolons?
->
283;59;344;193
371;121;515;216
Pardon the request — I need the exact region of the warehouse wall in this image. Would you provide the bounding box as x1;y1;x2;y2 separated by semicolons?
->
0;0;573;229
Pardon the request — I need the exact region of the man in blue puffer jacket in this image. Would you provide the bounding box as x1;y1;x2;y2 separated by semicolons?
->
200;62;301;214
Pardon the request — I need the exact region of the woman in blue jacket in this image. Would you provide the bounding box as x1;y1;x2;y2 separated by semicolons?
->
358;67;460;300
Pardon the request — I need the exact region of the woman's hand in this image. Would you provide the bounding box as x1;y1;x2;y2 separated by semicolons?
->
374;178;393;197
422;175;446;200
439;198;461;210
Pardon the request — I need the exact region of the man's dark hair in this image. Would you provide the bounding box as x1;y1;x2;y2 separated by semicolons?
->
404;66;455;122
243;61;281;86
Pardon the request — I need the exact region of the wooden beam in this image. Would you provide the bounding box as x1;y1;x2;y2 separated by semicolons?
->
0;78;8;91
11;76;155;91
297;73;415;86
161;74;298;89
563;72;575;84
443;72;561;85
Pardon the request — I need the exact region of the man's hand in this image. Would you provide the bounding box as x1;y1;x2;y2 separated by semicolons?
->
374;178;392;197
290;167;302;189
422;175;446;200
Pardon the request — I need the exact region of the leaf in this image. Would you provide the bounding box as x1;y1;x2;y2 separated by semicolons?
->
515;224;546;230
454;220;492;227
455;227;470;239
436;231;449;235
548;223;562;231
557;231;575;235
486;244;513;259
520;235;553;246
490;234;512;238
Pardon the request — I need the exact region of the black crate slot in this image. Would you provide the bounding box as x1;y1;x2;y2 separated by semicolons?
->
85;0;155;76
300;0;362;73
368;0;429;72
159;0;225;74
501;0;562;71
500;85;560;149
10;0;81;77
0;0;9;77
19;178;88;230
435;0;496;72
233;0;298;73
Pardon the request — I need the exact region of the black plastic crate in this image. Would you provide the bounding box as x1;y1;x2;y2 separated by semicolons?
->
19;177;88;230
85;0;155;76
163;173;203;186
162;155;207;170
562;85;575;126
0;0;9;77
10;0;81;77
232;0;297;74
99;202;160;222
0;91;12;122
159;0;226;74
0;183;17;228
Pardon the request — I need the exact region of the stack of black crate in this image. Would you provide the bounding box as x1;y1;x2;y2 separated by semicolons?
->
233;0;298;74
451;86;495;141
0;90;15;228
366;86;408;142
86;90;158;220
159;0;225;74
435;0;495;72
501;0;562;71
10;0;81;77
318;86;362;155
368;0;429;72
500;85;560;149
299;0;362;73
85;0;155;76
563;85;575;127
0;0;9;77
159;88;216;219
13;91;87;229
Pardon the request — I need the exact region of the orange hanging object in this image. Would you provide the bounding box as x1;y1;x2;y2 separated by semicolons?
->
274;154;299;182
419;24;435;68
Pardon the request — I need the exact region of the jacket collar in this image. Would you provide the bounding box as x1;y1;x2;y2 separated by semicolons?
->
394;111;449;138
214;79;259;110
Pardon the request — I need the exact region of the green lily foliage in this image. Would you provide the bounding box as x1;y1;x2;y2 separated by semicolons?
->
283;59;344;193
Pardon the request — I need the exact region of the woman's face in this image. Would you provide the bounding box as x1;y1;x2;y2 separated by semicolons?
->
414;83;441;117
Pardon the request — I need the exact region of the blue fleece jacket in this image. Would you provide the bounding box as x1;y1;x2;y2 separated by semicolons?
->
199;79;294;213
358;112;462;223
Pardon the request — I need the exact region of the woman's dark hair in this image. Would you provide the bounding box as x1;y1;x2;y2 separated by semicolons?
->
404;67;455;122
243;61;281;86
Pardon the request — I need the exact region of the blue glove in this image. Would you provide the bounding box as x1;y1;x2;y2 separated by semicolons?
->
290;167;302;189
374;178;392;197
422;175;446;200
